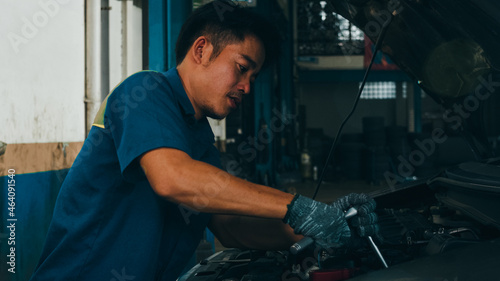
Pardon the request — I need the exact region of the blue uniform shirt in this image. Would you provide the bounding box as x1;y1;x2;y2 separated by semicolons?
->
30;68;221;281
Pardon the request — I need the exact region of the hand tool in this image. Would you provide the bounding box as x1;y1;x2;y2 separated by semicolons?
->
290;207;389;269
289;207;358;254
367;235;388;268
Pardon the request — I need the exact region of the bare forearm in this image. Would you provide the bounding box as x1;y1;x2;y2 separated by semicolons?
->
209;214;303;250
141;148;294;219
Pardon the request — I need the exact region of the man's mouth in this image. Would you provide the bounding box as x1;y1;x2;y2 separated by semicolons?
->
228;94;242;109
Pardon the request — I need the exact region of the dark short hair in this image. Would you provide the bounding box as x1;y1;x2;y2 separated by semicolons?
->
175;0;281;68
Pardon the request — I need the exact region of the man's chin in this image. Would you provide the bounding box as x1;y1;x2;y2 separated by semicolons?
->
205;111;229;120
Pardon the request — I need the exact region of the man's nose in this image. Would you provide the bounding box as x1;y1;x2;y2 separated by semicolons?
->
237;79;251;94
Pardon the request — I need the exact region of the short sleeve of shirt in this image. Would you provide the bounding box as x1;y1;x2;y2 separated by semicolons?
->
103;71;190;182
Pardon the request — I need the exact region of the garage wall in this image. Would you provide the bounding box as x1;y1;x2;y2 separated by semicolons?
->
1;0;146;278
0;0;85;144
299;82;397;138
0;0;144;146
0;1;86;279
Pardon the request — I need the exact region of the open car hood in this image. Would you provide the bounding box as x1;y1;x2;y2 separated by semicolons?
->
330;0;500;158
329;0;500;232
331;0;500;99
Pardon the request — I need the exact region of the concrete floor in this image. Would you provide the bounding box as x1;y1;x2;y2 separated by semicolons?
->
212;179;388;252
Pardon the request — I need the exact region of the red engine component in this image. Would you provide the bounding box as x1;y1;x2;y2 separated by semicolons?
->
309;268;356;281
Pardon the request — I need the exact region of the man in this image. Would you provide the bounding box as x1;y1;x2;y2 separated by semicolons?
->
30;1;379;280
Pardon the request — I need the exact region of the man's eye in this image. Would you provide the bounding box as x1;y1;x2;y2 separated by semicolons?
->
239;64;248;73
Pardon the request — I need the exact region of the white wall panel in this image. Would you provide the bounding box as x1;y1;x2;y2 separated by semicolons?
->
108;0;124;89
0;0;85;144
108;0;143;91
126;1;143;75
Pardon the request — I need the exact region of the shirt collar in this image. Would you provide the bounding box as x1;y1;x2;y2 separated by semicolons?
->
162;68;215;144
163;68;196;123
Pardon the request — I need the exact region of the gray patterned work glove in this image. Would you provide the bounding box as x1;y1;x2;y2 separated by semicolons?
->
284;195;351;249
331;193;379;237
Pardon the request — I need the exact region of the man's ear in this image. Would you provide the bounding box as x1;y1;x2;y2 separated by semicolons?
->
191;36;213;65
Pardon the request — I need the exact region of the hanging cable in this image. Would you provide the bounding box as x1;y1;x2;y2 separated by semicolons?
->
312;11;396;200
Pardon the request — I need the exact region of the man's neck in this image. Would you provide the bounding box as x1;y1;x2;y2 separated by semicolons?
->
176;64;203;120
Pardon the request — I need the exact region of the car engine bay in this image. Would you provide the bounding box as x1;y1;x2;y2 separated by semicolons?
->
181;161;500;281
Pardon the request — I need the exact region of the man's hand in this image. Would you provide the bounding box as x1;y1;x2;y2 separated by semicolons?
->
331;193;379;238
283;195;351;249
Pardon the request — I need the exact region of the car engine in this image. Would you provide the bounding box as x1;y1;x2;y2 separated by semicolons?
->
180;177;500;281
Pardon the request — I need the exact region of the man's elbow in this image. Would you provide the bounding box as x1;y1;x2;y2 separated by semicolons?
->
143;167;186;201
149;176;189;203
150;181;174;199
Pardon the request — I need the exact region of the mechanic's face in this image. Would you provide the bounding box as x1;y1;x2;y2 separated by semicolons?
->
195;35;265;120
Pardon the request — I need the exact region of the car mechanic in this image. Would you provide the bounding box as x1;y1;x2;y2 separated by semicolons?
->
29;1;379;280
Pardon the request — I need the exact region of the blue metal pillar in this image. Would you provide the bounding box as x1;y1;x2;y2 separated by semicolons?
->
149;0;191;71
254;65;274;184
167;0;192;69
148;0;167;71
278;0;295;171
252;0;275;185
